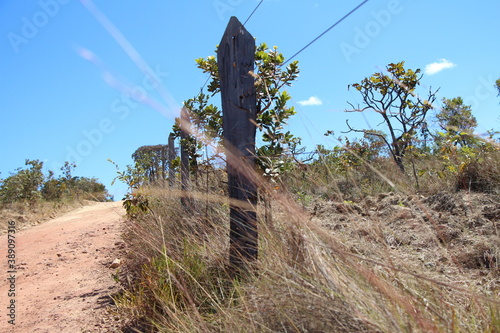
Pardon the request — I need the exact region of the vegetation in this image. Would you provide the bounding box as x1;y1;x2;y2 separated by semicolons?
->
0;160;111;232
114;159;500;332
436;97;478;147
346;61;439;173
0;159;45;204
110;56;500;332
131;145;170;183
170;43;300;178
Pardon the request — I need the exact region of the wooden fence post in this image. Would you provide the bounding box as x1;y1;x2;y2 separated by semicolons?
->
180;107;191;206
218;16;258;274
161;145;166;182
168;133;176;188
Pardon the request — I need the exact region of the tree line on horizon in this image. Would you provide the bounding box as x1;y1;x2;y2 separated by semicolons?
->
0;160;111;205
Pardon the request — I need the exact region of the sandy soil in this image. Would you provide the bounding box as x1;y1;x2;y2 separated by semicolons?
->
0;201;126;332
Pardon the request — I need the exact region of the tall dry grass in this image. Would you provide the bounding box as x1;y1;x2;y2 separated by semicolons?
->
0;198;97;233
113;147;499;332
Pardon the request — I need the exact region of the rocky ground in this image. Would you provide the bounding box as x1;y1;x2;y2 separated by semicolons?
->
310;191;499;299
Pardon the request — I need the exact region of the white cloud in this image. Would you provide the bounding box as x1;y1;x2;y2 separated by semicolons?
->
424;59;456;75
298;96;322;106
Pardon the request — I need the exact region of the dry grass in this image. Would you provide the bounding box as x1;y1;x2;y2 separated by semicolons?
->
0;199;93;234
113;153;499;333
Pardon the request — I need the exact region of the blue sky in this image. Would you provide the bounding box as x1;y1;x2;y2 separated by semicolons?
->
1;0;499;200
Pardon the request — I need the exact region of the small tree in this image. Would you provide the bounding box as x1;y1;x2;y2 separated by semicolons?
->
0;159;45;204
72;176;109;201
436;97;477;147
41;163;76;200
193;43;300;177
171;115;203;176
164;43;299;182
109;159;148;192
183;93;223;145
346;61;439;173
132;145;170;183
61;161;76;181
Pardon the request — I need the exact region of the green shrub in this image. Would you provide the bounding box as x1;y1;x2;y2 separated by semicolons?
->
0;159;44;204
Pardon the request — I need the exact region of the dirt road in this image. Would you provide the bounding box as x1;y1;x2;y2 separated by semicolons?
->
0;201;126;332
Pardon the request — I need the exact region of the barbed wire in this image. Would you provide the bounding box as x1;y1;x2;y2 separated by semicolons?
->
283;0;369;66
195;1;265;103
243;0;264;26
200;75;211;94
184;0;372;153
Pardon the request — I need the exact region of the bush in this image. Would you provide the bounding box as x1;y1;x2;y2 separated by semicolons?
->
1;159;111;205
0;159;44;204
455;143;500;193
433;134;500;194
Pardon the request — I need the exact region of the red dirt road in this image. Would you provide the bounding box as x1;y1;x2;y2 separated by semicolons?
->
0;201;125;332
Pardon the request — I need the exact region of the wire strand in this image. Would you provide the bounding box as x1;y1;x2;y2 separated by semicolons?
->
196;1;266;97
200;75;210;93
243;0;264;26
283;0;369;65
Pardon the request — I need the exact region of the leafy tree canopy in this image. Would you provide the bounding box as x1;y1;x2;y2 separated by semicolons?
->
174;43;300;176
435;97;477;147
437;97;477;133
345;61;439;172
0;160;110;204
